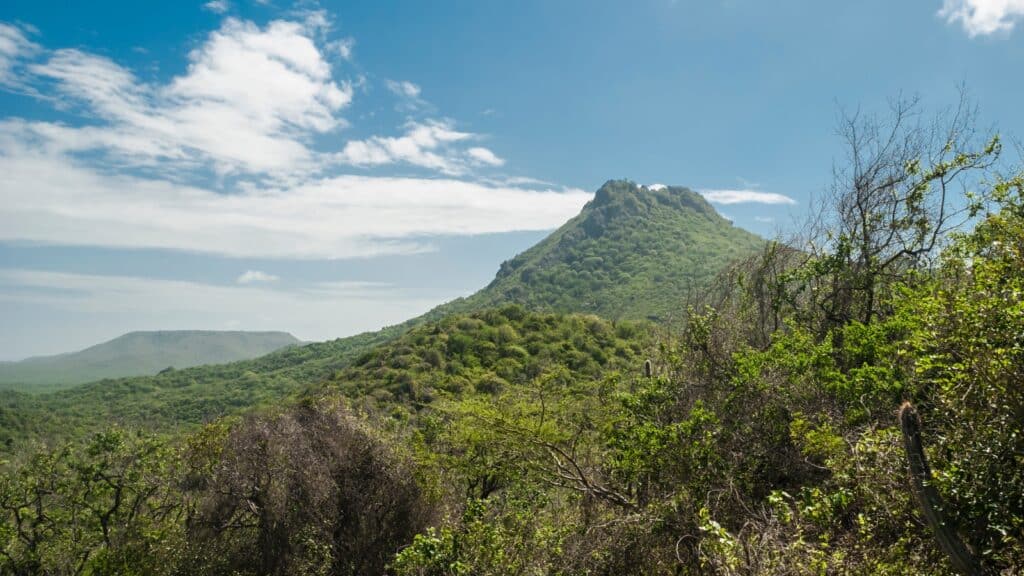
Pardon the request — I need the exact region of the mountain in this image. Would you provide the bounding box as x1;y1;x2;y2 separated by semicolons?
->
0;179;765;450
430;180;765;323
0;330;302;392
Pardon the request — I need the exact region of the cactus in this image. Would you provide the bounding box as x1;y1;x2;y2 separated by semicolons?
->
643;359;653;378
898;401;985;576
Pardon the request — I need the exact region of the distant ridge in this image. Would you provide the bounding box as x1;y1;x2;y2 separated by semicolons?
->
0;330;301;392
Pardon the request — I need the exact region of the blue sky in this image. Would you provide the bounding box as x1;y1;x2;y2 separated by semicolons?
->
0;0;1021;360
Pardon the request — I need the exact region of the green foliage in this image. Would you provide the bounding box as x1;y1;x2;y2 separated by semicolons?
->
3;165;1024;574
393;171;1024;575
435;180;765;323
0;429;184;575
0;402;432;576
0;181;755;454
323;306;651;415
0;327;402;454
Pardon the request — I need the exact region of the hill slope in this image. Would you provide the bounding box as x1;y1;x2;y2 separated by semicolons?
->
0;330;301;392
0;179;764;449
0;307;653;452
431;180;764;322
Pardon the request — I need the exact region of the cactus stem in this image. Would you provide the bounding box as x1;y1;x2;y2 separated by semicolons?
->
898;401;986;576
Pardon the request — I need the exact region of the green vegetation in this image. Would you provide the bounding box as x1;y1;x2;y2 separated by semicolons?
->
2;101;1023;574
0;308;653;455
0;402;430;576
0;181;752;453
0;327;399;452
0;330;302;393
320;305;653;412
0;309;656;574
435;180;765;323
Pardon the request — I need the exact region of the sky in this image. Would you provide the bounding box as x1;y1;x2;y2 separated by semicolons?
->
0;0;1022;360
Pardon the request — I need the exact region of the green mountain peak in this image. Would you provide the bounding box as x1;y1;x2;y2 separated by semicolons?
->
444;179;764;322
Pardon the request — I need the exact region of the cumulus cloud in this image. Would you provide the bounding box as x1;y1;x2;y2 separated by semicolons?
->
700;189;796;205
22;17;352;178
237;270;279;284
3;17;510;183
939;0;1024;36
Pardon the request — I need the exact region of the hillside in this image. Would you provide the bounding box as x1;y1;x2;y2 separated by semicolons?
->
431;180;765;322
321;304;652;408
0;307;653;452
0;180;762;449
0;330;302;392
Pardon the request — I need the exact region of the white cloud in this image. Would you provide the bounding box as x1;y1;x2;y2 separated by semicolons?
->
237;270;279;284
0;139;591;259
700;189;796;205
0;268;446;346
5;18;509;182
0;16;576;262
647;183;667;191
329;36;355;60
939;0;1024;36
0;23;39;87
337;119;489;174
203;0;230;14
488;176;554;188
24;17;352;178
466;146;505;167
385;79;421;99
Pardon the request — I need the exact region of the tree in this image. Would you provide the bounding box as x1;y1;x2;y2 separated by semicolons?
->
183;400;432;576
795;90;1001;334
0;430;182;576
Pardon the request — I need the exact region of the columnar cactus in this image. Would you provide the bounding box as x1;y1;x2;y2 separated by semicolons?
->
644;359;653;378
898;401;985;576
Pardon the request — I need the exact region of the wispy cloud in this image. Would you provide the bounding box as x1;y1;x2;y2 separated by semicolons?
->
237;270;279;284
335;119;503;174
385;79;421;99
328;36;355;60
0;142;590;258
700;189;796;205
939;0;1024;36
0;23;39;87
203;0;230;14
467;147;505;167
